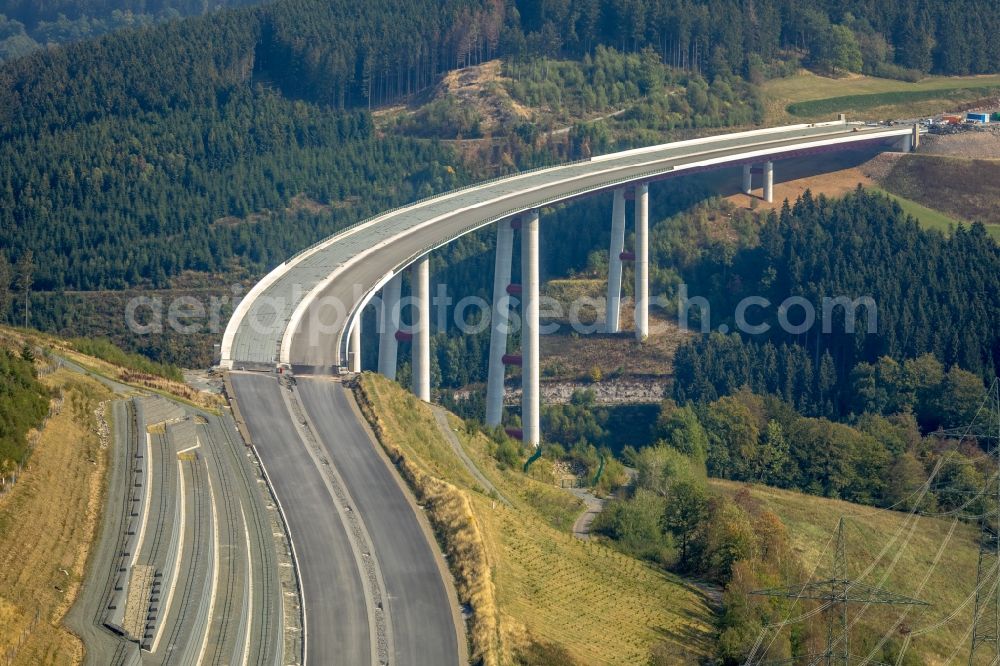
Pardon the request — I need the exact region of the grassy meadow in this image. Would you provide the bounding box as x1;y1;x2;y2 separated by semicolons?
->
0;368;114;664
763;71;1000;123
357;373;715;665
712;479;984;664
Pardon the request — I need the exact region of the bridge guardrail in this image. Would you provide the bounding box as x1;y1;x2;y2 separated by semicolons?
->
284;157;593;265
334;163;680;363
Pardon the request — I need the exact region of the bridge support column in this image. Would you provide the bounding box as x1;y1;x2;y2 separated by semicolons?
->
378;274;401;380
633;183;649;341
522;210;540;447
897;132;913;153
605;188;626;333
412;256;431;402
349;317;362;372
485;219;515;427
763;161;774;203
741;164;752;195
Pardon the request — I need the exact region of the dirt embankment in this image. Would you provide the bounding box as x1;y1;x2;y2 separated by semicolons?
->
918;128;1000;160
878;150;1000;226
0;369;114;664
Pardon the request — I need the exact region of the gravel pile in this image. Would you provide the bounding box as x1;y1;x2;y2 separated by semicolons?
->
860;152;904;182
920;128;1000;159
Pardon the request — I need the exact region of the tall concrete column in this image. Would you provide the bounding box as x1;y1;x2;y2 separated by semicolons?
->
485;219;515;427
741;164;752;195
378;273;401;379
412;256;431;402
898;133;913;153
349;316;362;372
763;161;774;203
605;188;626;333
633;182;649;341
521;210;540;447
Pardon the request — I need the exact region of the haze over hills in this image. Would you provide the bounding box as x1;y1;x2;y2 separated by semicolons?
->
0;0;261;60
1;0;999;663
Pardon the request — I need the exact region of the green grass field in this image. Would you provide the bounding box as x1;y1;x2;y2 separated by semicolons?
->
787;86;1000;118
867;186;968;236
359;371;995;663
712;479;984;664
763;71;1000;123
359;374;714;665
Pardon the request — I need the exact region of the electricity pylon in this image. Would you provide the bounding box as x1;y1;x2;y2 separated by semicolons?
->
968;381;1000;666
751;517;929;666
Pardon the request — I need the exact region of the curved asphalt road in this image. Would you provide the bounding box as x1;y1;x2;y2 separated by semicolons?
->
297;377;460;666
222;121;919;666
229;372;372;665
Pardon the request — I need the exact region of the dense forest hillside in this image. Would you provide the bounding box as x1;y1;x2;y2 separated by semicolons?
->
2;0;998;259
670;189;1000;419
528;0;999;77
0;0;260;60
3;0;1000;365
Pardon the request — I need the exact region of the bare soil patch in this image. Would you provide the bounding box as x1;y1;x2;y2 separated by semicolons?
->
724;146;880;211
918;130;1000;160
437;60;532;131
539;317;689;381
533;278;690;381
880;153;1000;226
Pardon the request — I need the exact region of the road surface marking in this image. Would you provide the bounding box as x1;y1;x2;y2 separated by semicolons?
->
239;505;254;666
151;460;186;653
196;464;221;665
131;433;154;568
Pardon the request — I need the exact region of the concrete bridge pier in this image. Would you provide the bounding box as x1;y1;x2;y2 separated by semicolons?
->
349;317;362;372
633;183;649;341
763;161;774;203
378;274;402;380
521;210;540;447
412;255;431;401
605;188;626;334
898;132;914;153
741;164;752;195
485;218;515;427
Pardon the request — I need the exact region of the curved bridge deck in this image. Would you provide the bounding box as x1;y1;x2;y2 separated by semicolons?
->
219;120;917;666
222;120;913;372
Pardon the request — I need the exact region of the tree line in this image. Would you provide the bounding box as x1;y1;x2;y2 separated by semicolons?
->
0;345;49;471
593;442;826;663
507;0;1000;78
0;0;259;61
671;188;1000;422
593;386;993;662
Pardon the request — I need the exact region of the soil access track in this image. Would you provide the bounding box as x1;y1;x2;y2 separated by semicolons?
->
220;119;915;372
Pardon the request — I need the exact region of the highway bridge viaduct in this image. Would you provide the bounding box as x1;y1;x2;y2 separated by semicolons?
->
220;118;920;665
222;118;920;446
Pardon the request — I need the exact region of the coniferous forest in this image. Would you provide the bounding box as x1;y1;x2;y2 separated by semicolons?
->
3;0;1000;297
0;0;998;449
671;189;1000;419
2;1;1000;663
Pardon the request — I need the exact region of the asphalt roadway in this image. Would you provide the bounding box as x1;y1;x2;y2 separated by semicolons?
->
65;386;284;665
296;377;461;666
229;372;372;665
